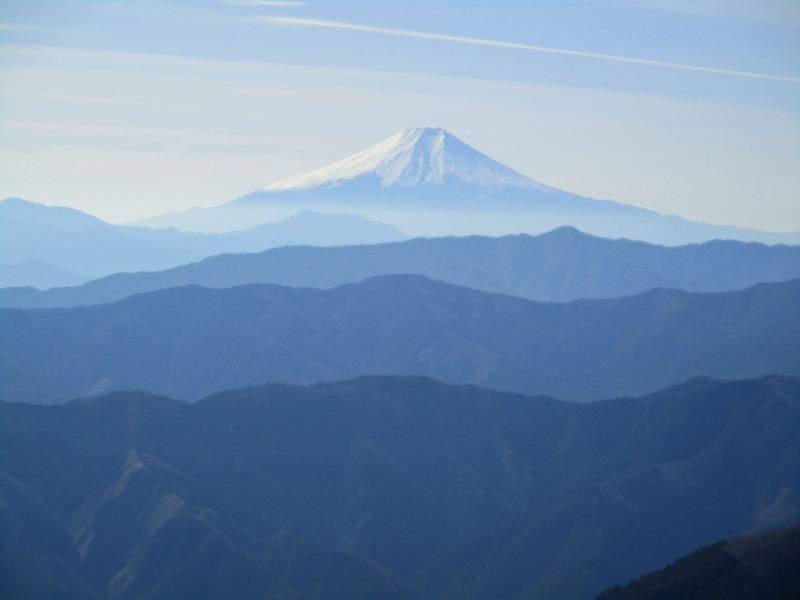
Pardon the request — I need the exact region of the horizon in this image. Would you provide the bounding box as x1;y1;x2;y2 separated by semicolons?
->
1;0;798;232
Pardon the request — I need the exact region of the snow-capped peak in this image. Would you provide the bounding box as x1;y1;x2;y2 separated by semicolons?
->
262;127;556;194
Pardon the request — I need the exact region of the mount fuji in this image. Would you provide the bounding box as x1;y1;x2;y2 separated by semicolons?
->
136;128;799;245
260;127;555;196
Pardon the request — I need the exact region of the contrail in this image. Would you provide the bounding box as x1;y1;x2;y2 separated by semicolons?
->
228;1;304;6
254;16;800;83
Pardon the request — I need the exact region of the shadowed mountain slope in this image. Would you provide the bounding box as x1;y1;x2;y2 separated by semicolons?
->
2;226;799;309
0;375;797;599
1;275;798;404
594;525;800;600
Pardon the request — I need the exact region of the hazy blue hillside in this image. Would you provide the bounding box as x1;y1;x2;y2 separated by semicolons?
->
0;201;209;278
0;375;797;600
0;198;408;286
2;226;799;308
0;257;90;289
0;197;111;230
1;276;797;404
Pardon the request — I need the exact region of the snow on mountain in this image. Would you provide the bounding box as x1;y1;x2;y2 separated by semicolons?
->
262;127;556;194
130;127;800;244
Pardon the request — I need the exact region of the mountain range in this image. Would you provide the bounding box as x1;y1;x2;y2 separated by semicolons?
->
0;198;407;288
2;275;797;404
1;374;797;600
2;225;799;309
5;127;797;294
134;127;800;245
5;123;800;599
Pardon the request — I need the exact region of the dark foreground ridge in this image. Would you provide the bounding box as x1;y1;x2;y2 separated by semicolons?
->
595;525;800;600
1;375;798;599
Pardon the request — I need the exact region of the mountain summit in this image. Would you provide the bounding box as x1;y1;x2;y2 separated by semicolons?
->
262;127;555;195
134;128;800;245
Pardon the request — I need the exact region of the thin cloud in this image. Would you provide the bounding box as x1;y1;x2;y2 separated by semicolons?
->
226;1;305;6
1;90;256;116
611;0;800;26
253;15;800;83
0;22;53;32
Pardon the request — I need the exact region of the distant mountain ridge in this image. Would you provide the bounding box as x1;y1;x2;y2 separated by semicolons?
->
0;257;90;289
0;196;110;231
134;127;800;244
1;198;408;287
3;226;798;309
1;374;797;600
2;275;797;404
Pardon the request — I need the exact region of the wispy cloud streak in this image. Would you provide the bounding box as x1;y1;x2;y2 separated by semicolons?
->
0;22;53;33
228;1;304;6
254;15;800;83
1;90;255;116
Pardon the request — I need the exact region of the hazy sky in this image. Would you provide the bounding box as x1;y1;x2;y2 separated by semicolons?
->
1;0;798;231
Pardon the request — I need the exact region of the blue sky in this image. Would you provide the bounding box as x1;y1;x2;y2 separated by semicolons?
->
1;0;798;231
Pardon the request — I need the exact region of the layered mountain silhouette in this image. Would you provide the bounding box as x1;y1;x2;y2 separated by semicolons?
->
0;257;90;289
3;226;799;309
0;198;407;287
595;525;800;600
135;127;800;245
7;125;799;600
2;275;797;404
1;375;797;600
